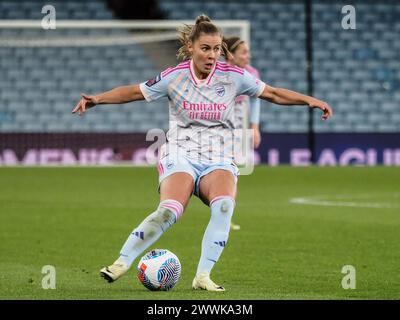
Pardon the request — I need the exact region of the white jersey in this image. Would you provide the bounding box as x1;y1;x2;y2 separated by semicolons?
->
139;60;265;164
234;65;261;129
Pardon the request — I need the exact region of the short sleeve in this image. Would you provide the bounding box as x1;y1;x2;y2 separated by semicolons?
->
236;69;266;98
139;70;171;102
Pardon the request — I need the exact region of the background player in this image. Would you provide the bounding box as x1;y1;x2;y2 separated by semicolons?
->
224;36;262;231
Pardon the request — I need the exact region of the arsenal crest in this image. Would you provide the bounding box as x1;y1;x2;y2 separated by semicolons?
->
215;85;225;97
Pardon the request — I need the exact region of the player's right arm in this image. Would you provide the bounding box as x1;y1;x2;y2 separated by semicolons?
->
72;84;144;115
72;66;176;116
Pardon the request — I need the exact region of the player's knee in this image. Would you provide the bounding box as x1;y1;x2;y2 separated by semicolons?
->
210;196;235;217
157;199;184;224
154;207;177;226
145;205;180;234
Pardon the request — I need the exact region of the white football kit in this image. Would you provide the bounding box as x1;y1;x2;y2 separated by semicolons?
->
233;65;261;129
139;59;265;196
233;65;261;164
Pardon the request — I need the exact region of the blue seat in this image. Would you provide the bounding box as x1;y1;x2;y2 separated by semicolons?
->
0;1;398;134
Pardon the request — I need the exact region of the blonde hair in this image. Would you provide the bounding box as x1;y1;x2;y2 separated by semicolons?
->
177;14;230;61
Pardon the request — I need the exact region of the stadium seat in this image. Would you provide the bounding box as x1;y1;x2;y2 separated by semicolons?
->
0;1;399;134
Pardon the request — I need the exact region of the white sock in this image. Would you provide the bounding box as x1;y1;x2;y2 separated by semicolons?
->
196;196;235;276
117;199;184;268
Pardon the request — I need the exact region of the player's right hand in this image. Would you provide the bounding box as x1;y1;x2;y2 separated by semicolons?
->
72;93;98;115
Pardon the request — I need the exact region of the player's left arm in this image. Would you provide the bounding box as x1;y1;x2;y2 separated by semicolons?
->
259;84;333;120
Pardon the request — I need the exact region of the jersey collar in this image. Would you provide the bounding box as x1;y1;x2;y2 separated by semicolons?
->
189;59;217;87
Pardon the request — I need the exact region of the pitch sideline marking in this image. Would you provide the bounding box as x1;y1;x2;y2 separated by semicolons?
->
290;193;400;209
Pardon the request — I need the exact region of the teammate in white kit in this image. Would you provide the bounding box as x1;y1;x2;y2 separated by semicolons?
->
225;36;262;231
72;15;332;291
225;36;262;149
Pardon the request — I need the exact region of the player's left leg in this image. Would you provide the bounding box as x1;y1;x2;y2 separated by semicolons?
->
192;169;237;291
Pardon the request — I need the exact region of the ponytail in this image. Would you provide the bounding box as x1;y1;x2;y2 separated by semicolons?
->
177;14;229;60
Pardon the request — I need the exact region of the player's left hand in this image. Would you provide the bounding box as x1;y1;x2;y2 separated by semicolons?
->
308;98;333;121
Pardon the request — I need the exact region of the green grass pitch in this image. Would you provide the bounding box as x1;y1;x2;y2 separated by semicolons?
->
0;166;399;300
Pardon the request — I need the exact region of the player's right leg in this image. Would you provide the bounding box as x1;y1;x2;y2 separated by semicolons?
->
100;171;194;283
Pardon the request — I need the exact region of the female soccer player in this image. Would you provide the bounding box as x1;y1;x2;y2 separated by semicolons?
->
225;36;262;149
72;15;332;292
224;36;262;231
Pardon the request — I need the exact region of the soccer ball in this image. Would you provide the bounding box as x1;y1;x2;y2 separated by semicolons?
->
137;249;181;291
